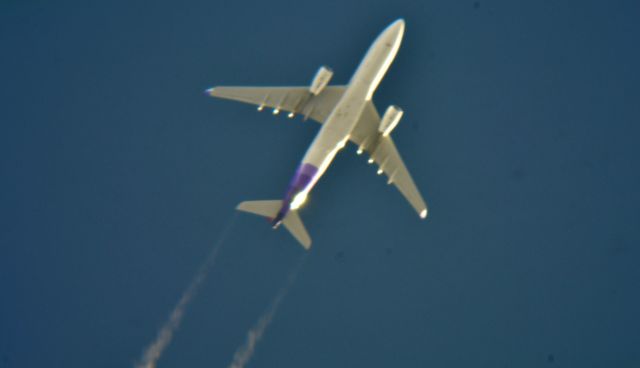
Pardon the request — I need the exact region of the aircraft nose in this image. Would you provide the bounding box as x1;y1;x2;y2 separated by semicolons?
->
375;19;405;48
390;19;405;33
394;18;405;29
386;18;405;41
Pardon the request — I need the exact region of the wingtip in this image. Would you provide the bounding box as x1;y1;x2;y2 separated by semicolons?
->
204;87;215;96
302;240;312;250
419;209;427;219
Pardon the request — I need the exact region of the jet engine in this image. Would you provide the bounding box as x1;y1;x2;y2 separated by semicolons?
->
378;105;403;136
309;66;333;95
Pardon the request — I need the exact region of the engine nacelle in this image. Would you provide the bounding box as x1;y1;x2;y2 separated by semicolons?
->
378;105;403;136
309;66;333;95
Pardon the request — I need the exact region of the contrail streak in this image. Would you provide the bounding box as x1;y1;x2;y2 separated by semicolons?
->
228;254;307;368
135;214;237;368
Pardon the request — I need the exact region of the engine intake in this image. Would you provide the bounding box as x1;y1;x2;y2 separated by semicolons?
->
379;105;403;136
309;66;333;95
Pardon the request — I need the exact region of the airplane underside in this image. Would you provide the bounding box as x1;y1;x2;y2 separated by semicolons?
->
207;19;428;249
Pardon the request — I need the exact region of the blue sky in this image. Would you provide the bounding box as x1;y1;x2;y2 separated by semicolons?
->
1;0;639;367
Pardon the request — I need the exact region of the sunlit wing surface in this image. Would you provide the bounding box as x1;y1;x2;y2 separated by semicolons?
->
350;102;428;218
207;86;346;123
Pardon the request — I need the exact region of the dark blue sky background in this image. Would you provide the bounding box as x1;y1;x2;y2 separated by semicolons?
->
1;0;639;367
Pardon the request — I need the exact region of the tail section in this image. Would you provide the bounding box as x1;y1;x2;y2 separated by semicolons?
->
281;210;311;250
237;200;282;218
236;200;312;250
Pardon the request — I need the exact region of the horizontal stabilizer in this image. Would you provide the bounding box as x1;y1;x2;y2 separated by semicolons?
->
282;210;311;250
236;200;312;250
237;200;281;218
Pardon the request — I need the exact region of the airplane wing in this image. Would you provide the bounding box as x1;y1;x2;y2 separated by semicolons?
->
207;86;346;124
350;102;428;219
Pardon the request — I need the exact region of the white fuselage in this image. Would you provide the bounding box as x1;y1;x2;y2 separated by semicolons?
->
300;21;404;196
272;20;405;224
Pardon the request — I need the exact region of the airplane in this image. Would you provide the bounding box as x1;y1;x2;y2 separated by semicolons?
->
206;19;427;249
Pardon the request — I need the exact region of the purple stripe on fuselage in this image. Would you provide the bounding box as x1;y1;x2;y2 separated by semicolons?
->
271;163;318;226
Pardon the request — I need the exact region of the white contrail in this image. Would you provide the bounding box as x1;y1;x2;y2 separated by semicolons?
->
228;255;307;368
135;214;237;368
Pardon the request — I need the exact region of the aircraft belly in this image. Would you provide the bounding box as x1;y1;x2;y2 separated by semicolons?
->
303;101;365;165
295;67;370;196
